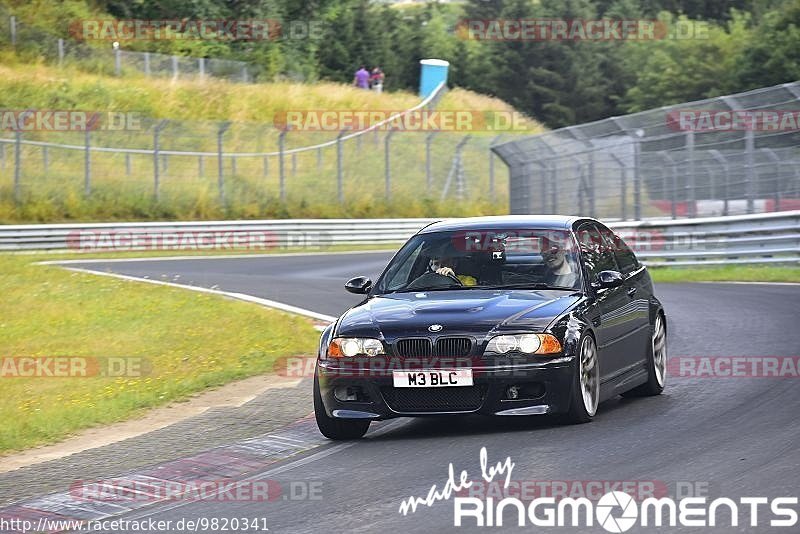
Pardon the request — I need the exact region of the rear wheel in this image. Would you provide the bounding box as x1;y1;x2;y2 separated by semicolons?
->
313;372;370;440
565;334;599;424
622;312;666;398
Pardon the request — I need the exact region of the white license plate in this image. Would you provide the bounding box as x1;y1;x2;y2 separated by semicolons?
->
392;369;473;388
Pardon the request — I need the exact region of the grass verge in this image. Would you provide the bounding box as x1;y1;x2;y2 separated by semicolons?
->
0;253;319;454
648;264;800;283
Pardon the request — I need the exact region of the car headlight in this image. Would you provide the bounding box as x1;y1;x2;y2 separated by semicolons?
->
485;334;562;355
328;337;385;358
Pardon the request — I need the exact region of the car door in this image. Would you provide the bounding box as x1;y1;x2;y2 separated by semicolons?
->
576;222;629;385
600;225;653;370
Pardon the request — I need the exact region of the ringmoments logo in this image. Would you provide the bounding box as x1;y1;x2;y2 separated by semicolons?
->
398;448;799;530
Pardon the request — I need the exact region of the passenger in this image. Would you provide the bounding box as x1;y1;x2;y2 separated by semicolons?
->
541;241;578;288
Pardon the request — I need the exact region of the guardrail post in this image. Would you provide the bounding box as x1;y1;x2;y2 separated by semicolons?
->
58;39;64;67
124;153;131;176
317;148;322;170
114;47;121;76
231;155;237;177
425;132;436;194
84;129;91;196
153;120;168;200
278;128;288;201
385;129;395;200
42;146;48;174
745;128;755;214
10;16;16;47
263;155;269;178
198;155;204;178
0;143;5;170
550;164;558;213
171;55;179;79
217;122;230;205
199;58;205;79
291;152;297;176
337;129;346;203
144;52;151;76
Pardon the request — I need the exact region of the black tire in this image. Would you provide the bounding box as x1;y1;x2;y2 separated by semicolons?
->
564;333;599;424
622;312;666;398
313;372;370;440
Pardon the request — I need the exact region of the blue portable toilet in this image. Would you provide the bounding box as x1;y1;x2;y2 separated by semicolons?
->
419;59;449;98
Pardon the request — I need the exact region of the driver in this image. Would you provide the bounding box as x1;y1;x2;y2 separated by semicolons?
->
541;240;578;288
429;255;477;286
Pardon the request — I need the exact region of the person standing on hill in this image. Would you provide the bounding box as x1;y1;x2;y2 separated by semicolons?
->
370;66;385;93
353;65;370;89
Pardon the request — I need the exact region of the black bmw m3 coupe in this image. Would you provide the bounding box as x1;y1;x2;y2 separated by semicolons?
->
314;216;667;439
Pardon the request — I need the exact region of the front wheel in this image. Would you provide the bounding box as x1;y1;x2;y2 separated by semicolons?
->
313;372;370;440
622;312;666;398
564;334;599;424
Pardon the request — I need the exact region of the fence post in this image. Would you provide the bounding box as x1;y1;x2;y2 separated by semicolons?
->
263;155;269;178
633;134;642;220
745;129;755;214
550;164;558;214
10;16;16;47
42;146;48;174
489;135;503;201
114;47;121;76
384;129;395;200
199;58;205;79
171;55;178;79
587;151;596;217
425;132;436;194
317;148;322;170
153;120;168;200
125;153;131;176
278;128;288;200
198;155;204;178
242;66;249;83
217;122;230;204
14;130;22;203
144;52;151;76
337;130;346;203
58;39;64;67
291;152;297;176
84;129;91;196
231;155;237;177
455;136;471;201
686;130;695;217
0;143;5;170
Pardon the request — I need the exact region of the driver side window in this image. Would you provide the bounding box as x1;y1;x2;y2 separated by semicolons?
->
577;223;619;280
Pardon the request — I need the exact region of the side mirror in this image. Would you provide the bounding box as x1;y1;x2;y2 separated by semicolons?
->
593;270;624;290
345;276;372;294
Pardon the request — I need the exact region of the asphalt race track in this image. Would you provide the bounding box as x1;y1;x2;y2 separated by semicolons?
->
17;253;800;532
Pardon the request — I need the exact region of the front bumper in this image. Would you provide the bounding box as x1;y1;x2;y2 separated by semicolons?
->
316;357;575;419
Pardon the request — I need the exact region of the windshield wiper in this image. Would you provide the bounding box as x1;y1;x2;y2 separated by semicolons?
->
467;283;578;291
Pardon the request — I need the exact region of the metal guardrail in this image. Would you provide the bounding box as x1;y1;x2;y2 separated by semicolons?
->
1;212;798;266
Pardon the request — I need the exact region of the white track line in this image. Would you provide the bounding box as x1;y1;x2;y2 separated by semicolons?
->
58;266;337;323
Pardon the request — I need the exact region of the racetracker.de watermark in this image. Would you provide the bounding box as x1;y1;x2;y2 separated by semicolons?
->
0;356;150;378
69;478;322;503
456;19;708;41
70;19;325;41
667;110;800;131
273;110;532;132
66;230;333;251
668;356;800;378
0;110;141;132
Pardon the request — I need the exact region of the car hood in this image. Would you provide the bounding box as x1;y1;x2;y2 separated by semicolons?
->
336;289;582;339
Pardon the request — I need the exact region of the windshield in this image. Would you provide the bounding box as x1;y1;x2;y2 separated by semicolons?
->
375;229;582;294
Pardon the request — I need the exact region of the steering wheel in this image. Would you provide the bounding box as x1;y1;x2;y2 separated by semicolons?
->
406;271;463;291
